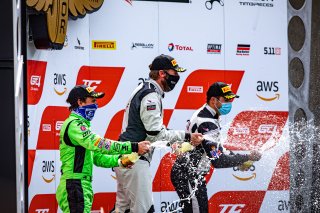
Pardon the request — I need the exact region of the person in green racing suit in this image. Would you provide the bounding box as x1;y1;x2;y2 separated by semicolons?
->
56;85;150;213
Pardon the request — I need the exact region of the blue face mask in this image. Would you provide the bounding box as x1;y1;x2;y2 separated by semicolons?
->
74;103;98;121
216;99;232;115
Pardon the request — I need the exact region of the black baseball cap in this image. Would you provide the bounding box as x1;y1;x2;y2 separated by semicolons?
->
67;85;105;103
149;54;186;72
207;82;239;100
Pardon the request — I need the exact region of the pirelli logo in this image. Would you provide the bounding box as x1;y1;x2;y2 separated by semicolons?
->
92;40;117;50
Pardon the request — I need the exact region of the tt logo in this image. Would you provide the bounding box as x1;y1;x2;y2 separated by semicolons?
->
26;0;104;49
219;204;245;213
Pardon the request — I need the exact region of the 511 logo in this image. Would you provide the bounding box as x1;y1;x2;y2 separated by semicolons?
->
264;47;281;55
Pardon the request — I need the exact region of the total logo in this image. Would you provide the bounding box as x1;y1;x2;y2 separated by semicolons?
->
53;73;67;96
256;81;280;101
168;43;194;52
42;160;55;183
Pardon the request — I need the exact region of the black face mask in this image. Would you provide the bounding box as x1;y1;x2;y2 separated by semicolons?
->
165;72;180;91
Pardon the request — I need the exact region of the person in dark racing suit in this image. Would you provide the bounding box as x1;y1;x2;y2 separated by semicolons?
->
170;82;262;213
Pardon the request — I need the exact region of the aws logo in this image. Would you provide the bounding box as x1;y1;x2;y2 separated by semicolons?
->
232;162;256;181
42;160;55;183
256;81;280;101
53;73;67;96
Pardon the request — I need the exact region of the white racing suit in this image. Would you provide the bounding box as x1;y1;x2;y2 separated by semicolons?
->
170;104;250;213
113;79;188;213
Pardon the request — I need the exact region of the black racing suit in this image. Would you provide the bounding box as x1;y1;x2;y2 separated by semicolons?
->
170;104;250;213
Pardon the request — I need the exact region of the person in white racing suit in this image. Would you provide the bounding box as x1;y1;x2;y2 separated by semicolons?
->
170;82;262;213
112;54;203;213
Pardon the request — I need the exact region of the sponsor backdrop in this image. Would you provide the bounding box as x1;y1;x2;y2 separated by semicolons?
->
27;0;289;212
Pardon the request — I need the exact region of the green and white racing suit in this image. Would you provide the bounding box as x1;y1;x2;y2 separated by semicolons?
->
56;112;138;213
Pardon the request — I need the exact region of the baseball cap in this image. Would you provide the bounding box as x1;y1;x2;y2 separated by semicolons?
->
67;85;105;103
207;82;239;100
149;54;186;72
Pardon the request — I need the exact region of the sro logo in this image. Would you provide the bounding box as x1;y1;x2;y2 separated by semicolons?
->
30;75;41;88
219;204;246;213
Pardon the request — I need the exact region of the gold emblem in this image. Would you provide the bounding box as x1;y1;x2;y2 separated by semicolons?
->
86;87;94;93
171;59;177;66
26;0;104;49
221;85;231;93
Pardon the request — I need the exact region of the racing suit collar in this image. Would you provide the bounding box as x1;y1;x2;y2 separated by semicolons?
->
70;112;91;127
205;104;218;118
148;79;165;98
